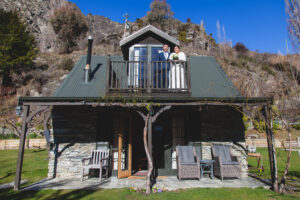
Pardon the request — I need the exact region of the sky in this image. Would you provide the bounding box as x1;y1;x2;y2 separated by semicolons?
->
69;0;292;54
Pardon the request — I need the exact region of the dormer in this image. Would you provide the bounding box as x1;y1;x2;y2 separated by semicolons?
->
120;25;180;61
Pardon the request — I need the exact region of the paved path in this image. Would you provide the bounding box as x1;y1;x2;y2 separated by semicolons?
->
23;176;268;191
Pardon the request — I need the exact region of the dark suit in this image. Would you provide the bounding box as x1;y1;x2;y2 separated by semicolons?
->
154;51;170;88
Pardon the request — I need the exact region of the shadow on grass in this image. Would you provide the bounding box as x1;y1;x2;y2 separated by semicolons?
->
0;172;14;181
286;171;300;179
0;188;99;200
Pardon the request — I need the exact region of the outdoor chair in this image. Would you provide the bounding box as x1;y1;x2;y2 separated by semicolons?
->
81;149;110;182
212;144;241;181
176;146;200;180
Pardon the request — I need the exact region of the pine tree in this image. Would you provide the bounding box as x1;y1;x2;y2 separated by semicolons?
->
0;9;38;87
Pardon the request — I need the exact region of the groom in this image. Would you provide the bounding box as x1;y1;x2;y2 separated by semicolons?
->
156;44;170;88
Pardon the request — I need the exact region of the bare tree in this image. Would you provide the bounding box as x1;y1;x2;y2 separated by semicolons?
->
285;0;300;52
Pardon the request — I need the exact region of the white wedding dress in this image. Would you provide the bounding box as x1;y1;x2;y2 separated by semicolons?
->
169;52;187;89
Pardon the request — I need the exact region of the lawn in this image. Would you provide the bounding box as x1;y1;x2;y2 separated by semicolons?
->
0;148;299;199
248;148;300;181
0;187;297;200
0;149;48;185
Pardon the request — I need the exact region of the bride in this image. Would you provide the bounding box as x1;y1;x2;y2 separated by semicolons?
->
169;45;186;89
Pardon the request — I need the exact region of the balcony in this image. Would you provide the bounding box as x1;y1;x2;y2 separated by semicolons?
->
106;60;191;96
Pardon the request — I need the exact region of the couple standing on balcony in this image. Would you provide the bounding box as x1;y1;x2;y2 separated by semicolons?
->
157;44;187;89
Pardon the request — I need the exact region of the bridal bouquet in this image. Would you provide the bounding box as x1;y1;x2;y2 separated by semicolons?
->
172;54;179;60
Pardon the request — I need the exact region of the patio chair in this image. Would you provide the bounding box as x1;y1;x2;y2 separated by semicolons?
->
176;146;200;180
212;144;241;181
82;149;110;182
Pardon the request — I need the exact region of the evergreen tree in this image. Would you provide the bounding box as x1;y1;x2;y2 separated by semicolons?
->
0;9;38;86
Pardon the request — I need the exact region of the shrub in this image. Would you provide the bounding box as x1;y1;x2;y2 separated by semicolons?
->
292;123;300;130
58;57;74;71
178;31;191;43
253;120;266;132
0;133;18;139
234;42;249;56
27;133;42;139
51;5;88;53
243;115;250;131
261;63;275;76
146;0;174;31
272;121;281;131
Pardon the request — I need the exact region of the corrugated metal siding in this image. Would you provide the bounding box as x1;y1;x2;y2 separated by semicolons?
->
190;56;241;98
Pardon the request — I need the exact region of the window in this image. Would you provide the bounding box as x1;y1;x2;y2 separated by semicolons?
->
128;45;162;88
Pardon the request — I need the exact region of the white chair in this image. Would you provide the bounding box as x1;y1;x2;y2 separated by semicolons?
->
81;149;110;181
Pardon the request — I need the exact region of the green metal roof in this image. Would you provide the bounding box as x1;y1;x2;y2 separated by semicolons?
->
190;56;241;98
53;55;241;98
54;55;122;97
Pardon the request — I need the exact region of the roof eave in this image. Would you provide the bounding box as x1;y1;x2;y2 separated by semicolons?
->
120;25;180;47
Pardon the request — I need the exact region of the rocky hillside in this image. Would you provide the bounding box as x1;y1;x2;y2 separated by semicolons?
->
0;0;299;118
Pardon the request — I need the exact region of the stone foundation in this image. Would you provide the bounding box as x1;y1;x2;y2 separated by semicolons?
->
48;141;248;178
48;142;96;178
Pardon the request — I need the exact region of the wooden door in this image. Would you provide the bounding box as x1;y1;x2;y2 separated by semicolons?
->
117;114;132;178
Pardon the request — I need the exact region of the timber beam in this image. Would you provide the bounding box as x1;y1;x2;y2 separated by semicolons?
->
14;105;51;191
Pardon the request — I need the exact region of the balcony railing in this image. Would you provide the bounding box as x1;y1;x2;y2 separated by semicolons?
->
106;59;191;96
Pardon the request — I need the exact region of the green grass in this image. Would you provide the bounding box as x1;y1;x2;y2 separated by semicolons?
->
0;148;299;199
0;187;297;200
0;149;48;185
248;148;300;181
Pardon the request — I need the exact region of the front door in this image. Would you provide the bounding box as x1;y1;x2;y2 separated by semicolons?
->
117;114;132;178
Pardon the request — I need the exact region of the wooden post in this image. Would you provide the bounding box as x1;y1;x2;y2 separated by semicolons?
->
264;105;278;192
14;105;30;191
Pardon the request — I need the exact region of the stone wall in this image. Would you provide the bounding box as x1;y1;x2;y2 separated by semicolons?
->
0;139;46;150
48;142;96;178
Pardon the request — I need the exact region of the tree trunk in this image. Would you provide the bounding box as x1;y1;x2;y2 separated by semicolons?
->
279;120;292;193
264;105;279;192
143;113;153;194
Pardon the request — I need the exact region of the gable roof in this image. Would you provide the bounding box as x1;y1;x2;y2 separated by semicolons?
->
53;55;241;99
190;56;241;98
120;25;180;47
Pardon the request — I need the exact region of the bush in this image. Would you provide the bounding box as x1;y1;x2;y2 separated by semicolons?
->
51;5;88;53
58;57;74;71
178;31;191;43
146;0;174;30
243;115;250;131
261;63;276;76
253;120;266;132
272;121;281;131
292;123;300;130
234;42;249;56
0;133;18;139
27;133;42;139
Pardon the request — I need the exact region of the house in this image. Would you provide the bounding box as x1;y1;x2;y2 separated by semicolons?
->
15;25;274;189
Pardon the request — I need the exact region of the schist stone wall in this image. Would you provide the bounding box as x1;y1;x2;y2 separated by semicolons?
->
48;106;112;178
48;143;96;178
